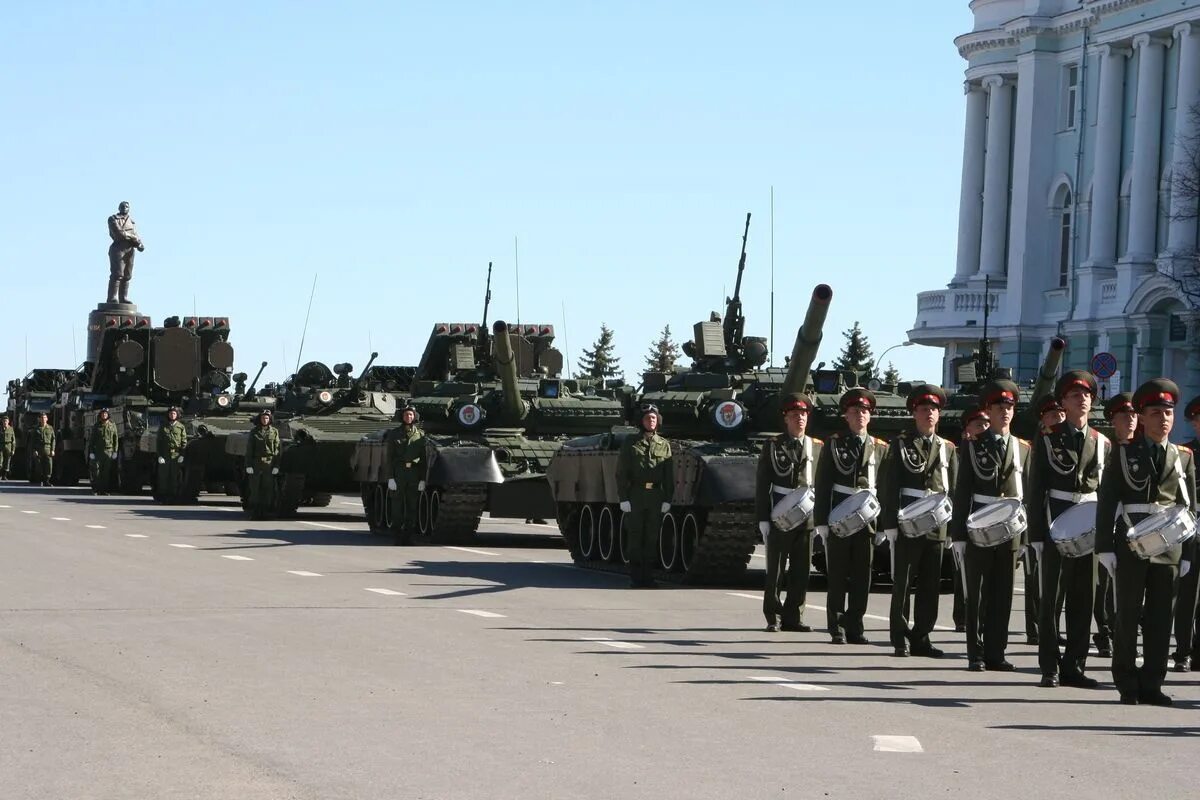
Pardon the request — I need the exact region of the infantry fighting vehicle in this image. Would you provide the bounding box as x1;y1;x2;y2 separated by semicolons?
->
4;369;74;481
354;314;630;541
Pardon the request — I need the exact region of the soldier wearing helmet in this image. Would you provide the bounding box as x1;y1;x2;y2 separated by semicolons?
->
0;415;14;481
88;408;119;495
616;404;675;588
29;412;55;486
388;402;425;545
155;406;188;502
244;409;281;520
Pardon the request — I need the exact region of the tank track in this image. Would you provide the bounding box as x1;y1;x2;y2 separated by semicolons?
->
425;484;487;544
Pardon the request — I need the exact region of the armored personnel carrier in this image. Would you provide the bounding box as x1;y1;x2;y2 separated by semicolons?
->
4;369;74;481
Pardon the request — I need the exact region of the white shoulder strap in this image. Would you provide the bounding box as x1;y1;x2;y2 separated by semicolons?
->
1095;433;1108;484
1009;435;1024;500
803;436;813;486
867;443;877;493
1173;445;1190;508
938;438;949;492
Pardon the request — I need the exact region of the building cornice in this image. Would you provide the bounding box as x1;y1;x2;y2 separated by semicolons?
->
956;0;1158;59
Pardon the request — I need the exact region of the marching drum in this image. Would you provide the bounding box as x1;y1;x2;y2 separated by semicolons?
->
1048;500;1096;558
896;492;952;538
965;499;1027;547
828;490;881;538
1127;505;1197;560
770;486;815;532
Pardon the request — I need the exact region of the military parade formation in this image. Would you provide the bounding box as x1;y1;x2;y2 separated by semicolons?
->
3;204;1200;709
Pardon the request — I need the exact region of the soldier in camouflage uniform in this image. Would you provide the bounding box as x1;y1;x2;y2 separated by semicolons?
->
616;404;674;588
88;408;119;495
156;407;188;501
0;415;14;480
244;409;281;520
28;412;55;486
388;403;425;545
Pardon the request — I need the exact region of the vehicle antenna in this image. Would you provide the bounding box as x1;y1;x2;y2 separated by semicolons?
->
770;186;775;367
561;300;571;379
294;273;318;374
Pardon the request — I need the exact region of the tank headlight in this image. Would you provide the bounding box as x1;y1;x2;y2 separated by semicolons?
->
318;390;333;404
216;395;231;408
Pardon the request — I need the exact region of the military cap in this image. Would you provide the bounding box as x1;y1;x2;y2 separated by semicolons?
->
905;383;947;412
839;388;876;412
1133;378;1181;411
1185;395;1200;420
1055;369;1098;399
257;408;273;419
1103;392;1135;419
1035;394;1063;415
640;403;661;417
781;392;814;413
166;406;181;416
979;378;1019;407
98;407;111;415
962;408;988;426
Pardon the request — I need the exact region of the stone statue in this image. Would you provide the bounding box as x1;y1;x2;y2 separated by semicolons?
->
107;201;144;304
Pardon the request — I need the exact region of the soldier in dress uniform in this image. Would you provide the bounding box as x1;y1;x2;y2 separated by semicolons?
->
756;392;823;632
815;388;886;644
1027;371;1109;689
1170;395;1200;672
0;415;14;480
1097;379;1197;705
952;408;990;632
388;403;425;546
1023;393;1066;646
29;412;55;486
156;407;188;501
951;379;1031;672
879;384;956;657
87;409;119;495
616;404;674;589
1093;392;1137;658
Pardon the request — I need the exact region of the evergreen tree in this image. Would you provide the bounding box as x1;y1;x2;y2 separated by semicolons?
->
883;362;901;385
832;321;876;376
578;323;622;379
644;325;681;373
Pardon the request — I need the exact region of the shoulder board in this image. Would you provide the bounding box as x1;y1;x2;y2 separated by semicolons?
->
873;437;886;446
830;432;842;439
1181;445;1194;454
1017;438;1030;446
944;439;957;449
811;437;823;445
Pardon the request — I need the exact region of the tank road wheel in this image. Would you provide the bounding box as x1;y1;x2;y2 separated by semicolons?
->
597;506;617;562
618;512;631;564
658;512;680;571
369;484;388;531
428;491;441;534
577;504;597;560
417;491;431;535
381;487;395;530
679;512;702;572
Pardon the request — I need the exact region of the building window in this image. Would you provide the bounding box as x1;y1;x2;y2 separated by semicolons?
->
1059;190;1073;287
1062;65;1079;130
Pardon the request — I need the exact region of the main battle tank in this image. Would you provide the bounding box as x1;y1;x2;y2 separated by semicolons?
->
354;317;630;540
4;369;74;481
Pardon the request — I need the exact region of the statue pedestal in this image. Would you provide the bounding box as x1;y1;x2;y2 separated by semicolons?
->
86;301;149;365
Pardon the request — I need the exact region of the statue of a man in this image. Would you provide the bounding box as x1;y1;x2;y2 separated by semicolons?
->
107;201;144;304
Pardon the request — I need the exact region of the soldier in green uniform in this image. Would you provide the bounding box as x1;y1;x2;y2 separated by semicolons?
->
1093;392;1137;658
388;403;425;545
87;408;119;495
756;392;822;632
616;404;674;589
879;384;956;658
244;409;281;520
1027;371;1109;689
815;388;886;645
1097;379;1197;706
28;412;55;486
0;415;14;480
155;407;188;501
1171;395;1200;672
951;379;1031;672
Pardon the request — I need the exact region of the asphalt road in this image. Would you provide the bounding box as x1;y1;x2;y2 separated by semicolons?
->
1;483;1197;800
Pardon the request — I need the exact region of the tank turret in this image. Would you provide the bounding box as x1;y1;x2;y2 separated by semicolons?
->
781;284;833;396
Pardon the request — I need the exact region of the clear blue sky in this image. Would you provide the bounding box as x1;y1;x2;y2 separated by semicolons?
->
0;1;970;393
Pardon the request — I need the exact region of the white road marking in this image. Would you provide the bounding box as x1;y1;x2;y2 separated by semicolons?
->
872;735;924;753
458;609;506;618
0;504;10;508
51;517;71;521
444;545;499;556
725;592;957;632
124;534;149;538
530;560;549;564
727;592;761;600
20;510;38;515
750;676;830;692
299;521;349;531
85;524;106;529
579;637;644;650
222;555;254;561
365;588;406;596
168;543;197;549
287;570;323;577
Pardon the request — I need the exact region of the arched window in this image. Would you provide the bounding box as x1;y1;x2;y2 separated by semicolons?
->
1059;190;1073;288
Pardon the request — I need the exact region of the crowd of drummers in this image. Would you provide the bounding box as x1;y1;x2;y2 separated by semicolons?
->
756;372;1197;706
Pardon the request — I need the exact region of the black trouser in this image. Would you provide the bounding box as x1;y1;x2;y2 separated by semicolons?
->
1024;551;1040;640
951;550;966;628
1112;550;1178;698
763;525;812;627
1094;568;1115;646
1172;557;1200;662
890;534;943;649
825;528;873;636
964;542;1016;664
1038;544;1095;677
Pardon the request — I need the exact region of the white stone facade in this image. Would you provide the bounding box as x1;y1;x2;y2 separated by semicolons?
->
911;0;1200;402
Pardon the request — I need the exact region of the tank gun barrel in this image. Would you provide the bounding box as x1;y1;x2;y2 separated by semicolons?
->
781;284;834;396
1028;337;1067;409
722;213;751;354
492;320;526;422
248;361;268;393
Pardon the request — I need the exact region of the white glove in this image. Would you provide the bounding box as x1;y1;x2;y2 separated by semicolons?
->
418;481;425;492
1031;541;1043;566
660;502;671;514
88;453;96;461
873;531;886;546
1099;552;1117;577
758;521;769;542
177;456;184;464
271;467;279;475
245;467;254;475
1182;561;1192;579
387;478;397;491
952;541;966;561
884;528;898;545
815;525;829;544
944;536;953;550
157;457;165;465
110;453;118;460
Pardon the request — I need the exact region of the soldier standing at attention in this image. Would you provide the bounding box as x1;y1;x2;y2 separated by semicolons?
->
1027;371;1108;689
616;404;674;589
388;403;425;546
879;384;956;658
1096;379;1197;706
107;201;144;304
156;407;188;501
951;408;990;632
756;392;822;632
88;408;119;495
244;410;281;520
1093;392;1137;658
1023;393;1067;646
0;415;14;480
815;388;886;645
1171;395;1200;672
951;379;1031;672
29;412;55;486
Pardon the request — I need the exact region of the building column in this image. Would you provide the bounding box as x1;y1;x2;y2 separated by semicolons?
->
1127;34;1169;264
1169;22;1200;254
1084;45;1130;268
954;83;988;284
978;76;1014;279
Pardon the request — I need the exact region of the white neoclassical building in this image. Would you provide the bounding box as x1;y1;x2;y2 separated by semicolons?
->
911;0;1200;402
